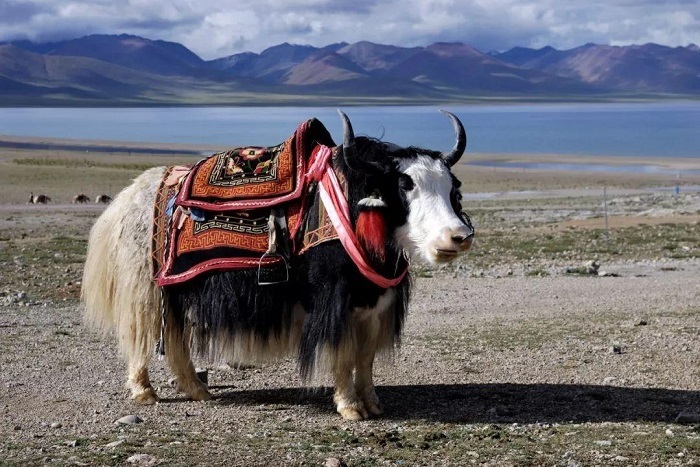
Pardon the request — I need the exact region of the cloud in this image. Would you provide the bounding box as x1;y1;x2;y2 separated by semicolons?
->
0;0;697;59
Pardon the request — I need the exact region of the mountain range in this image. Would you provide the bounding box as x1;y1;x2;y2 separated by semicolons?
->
1;34;698;105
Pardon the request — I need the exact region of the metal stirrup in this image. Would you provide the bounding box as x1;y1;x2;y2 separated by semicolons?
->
257;207;290;285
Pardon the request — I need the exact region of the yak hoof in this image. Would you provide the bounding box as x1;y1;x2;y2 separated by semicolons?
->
189;387;213;402
364;400;384;416
132;388;159;405
338;403;369;421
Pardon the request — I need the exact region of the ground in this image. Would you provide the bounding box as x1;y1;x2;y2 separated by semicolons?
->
0;138;699;466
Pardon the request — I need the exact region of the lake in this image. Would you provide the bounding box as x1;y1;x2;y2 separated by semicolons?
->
0;102;698;159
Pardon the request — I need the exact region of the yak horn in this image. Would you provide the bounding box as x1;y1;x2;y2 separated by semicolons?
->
440;110;467;166
338;109;363;172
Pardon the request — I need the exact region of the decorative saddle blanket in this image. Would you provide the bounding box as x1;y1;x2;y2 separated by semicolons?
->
151;119;341;286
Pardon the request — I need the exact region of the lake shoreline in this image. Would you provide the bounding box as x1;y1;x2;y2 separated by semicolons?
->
3;134;700;205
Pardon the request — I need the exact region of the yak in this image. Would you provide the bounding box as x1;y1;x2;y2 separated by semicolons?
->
81;110;474;420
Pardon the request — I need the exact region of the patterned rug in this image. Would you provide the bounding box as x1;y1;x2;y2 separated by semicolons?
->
151;118;341;286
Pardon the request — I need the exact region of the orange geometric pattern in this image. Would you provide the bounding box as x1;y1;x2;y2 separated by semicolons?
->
178;216;270;253
189;136;295;200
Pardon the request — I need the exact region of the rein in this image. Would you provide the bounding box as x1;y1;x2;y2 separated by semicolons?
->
307;145;409;288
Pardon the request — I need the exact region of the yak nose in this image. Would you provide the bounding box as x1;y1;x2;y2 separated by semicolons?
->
450;224;474;250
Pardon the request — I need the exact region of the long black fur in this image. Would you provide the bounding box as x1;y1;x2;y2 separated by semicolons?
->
167;135;467;379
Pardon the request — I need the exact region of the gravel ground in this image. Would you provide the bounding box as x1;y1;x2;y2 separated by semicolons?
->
1;192;699;466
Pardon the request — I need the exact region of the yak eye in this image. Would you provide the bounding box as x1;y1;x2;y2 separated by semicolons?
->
399;174;414;192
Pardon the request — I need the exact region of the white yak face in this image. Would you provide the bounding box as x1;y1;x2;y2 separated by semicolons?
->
394;155;474;264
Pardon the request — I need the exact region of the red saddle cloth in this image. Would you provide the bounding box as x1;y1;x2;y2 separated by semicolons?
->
151;118;339;286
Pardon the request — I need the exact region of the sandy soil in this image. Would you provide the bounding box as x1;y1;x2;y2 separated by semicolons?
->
1;140;699;466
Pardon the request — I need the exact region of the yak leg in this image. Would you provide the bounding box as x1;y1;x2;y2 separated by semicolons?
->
333;348;369;421
126;356;158;405
353;311;383;416
165;322;212;401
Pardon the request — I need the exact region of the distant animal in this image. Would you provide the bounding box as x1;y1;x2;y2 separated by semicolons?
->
72;193;91;204
81;110;474;420
29;192;51;204
95;194;112;204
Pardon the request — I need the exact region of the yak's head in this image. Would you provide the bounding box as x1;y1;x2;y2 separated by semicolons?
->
339;110;474;265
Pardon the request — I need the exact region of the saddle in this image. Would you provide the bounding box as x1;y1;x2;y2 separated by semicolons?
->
151;118;341;286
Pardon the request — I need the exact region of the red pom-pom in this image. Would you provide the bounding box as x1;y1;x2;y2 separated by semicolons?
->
356;209;386;262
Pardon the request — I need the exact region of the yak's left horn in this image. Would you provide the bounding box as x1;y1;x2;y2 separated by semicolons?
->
440;110;467;167
338;109;364;172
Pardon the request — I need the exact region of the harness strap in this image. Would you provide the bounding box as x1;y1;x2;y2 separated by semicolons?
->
312;145;408;289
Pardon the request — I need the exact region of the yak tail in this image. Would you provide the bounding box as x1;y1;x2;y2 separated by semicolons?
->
81;169;163;360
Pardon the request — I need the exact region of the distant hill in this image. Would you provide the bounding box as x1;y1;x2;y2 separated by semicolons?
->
494;43;700;93
8;34;205;76
1;34;699;105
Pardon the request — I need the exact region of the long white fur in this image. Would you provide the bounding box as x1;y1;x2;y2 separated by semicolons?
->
82;167;165;402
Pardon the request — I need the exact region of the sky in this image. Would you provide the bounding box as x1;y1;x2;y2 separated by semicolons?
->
0;0;698;59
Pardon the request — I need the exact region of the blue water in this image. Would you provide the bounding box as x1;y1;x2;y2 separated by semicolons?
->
0;102;698;158
469;160;700;175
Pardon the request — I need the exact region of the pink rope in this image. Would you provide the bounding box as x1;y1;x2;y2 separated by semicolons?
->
311;145;408;288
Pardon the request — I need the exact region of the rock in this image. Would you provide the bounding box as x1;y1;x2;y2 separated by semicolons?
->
594;440;612;446
674;412;700;424
585;260;600;274
610;343;622;354
50;422;62;429
105;439;127;448
325;457;346;467
126;454;160;466
603;377;617;385
115;415;143;425
635;319;648;326
665;428;675;438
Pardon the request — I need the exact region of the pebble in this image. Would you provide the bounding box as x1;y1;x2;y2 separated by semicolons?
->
594;440;612;446
105;439;127;448
50;422;62;429
127;454;159;466
324;458;346;467
675;412;700;424
665;428;675;438
115;415;143;425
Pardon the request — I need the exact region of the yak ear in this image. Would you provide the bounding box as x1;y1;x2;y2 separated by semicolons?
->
337;109;387;175
439;110;467;167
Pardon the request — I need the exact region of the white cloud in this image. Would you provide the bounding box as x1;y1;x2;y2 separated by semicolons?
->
0;0;698;58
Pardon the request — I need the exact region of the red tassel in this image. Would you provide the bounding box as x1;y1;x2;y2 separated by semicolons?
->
356;209;386;262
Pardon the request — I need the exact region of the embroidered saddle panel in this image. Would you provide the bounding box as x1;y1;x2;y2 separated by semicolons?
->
151;119;338;286
176;118;332;211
